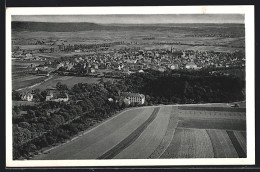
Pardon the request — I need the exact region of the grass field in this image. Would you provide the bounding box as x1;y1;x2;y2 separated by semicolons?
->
12;60;47;89
12;75;48;90
34;76;101;90
32;103;247;160
12;100;36;107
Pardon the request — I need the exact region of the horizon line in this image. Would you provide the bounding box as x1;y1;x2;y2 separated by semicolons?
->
11;21;244;24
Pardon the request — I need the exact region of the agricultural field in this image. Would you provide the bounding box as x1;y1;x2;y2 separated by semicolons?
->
12;23;244;53
12;74;48;90
32;103;246;160
12;100;36;107
12;59;48;90
13;71;116;91
33;76;103;90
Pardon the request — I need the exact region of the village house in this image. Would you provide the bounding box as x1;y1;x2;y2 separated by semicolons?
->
185;61;198;69
21;92;34;101
90;68;96;73
74;49;81;53
169;64;179;70
46;90;69;102
25;53;33;59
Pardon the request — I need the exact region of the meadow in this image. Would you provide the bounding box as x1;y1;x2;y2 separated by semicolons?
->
33;76;102;90
12;75;48;90
12;100;36;107
12;59;47;90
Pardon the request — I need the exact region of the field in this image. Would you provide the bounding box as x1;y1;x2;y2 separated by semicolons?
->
12;75;48;90
12;100;36;107
12;23;244;53
12;60;46;75
12;60;48;90
33;76;103;90
13;70;116;91
32;103;246;160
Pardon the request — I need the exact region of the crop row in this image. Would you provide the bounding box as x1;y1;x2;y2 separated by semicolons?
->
177;118;246;131
226;130;246;158
98;107;160;159
178;106;246;112
178;110;246;120
115;106;172;159
149;106;179;158
207;130;239;158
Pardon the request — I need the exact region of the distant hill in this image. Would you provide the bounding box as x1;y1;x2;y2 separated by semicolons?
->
12;21;104;32
12;21;244;33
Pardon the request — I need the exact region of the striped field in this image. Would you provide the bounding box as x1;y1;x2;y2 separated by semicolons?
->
32;103;246;160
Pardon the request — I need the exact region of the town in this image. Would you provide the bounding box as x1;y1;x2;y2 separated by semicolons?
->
13;44;245;75
12;43;245;103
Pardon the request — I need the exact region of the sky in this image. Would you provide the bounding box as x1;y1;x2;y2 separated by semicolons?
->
12;14;244;24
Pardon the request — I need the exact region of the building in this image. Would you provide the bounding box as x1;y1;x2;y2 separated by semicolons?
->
46;90;69;102
25;53;33;59
90;68;96;73
170;64;179;70
158;67;166;72
121;92;145;105
74;49;81;53
185;62;198;69
21;92;33;101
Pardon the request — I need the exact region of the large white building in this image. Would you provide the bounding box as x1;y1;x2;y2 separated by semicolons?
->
121;92;145;105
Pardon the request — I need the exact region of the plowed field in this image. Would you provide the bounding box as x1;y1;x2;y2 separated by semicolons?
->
33;104;246;159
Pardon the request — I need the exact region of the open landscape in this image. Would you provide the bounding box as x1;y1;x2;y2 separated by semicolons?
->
11;14;247;161
32;103;246;160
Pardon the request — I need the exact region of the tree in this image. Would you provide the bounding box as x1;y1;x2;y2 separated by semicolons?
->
12;90;21;101
13;106;21;115
18;122;31;129
27;110;36;118
56;82;68;91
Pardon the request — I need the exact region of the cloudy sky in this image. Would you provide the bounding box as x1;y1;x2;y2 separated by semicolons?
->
12;14;244;24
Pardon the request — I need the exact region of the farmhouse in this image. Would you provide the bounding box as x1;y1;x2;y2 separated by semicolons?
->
46;90;69;102
90;68;96;73
185;62;198;69
21;92;33;101
74;50;81;53
169;64;179;70
25;53;33;59
121;92;145;105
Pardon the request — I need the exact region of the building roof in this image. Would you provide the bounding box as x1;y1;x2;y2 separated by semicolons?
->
53;92;68;99
186;61;197;66
46;89;68;99
21;92;33;97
